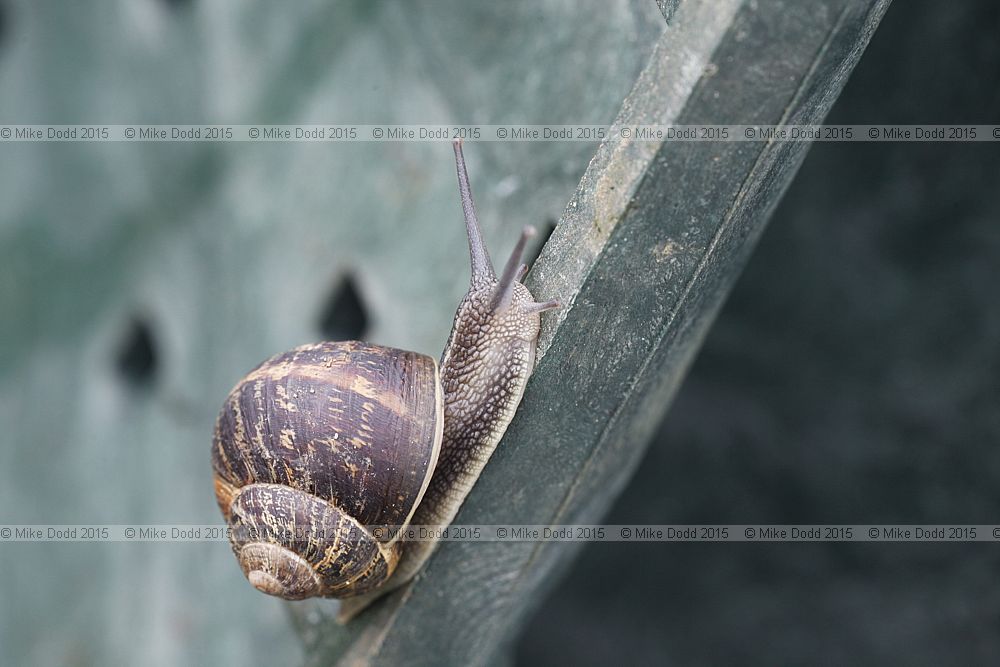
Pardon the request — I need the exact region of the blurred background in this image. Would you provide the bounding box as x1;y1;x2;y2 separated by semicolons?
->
521;1;1000;664
0;0;997;665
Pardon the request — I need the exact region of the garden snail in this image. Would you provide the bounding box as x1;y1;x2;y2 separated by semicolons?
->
211;139;558;621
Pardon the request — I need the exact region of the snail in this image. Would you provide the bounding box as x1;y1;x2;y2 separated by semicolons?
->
211;139;559;621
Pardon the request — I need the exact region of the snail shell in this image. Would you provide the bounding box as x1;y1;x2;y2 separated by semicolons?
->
212;140;560;616
211;340;443;599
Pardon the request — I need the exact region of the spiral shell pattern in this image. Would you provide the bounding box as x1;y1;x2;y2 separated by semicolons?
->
211;341;443;599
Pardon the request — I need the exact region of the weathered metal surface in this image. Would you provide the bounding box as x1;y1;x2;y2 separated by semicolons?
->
656;0;680;23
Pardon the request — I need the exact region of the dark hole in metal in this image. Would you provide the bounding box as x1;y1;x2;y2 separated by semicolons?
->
318;275;368;341
116;318;159;388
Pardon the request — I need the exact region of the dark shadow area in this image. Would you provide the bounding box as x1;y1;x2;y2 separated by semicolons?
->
0;2;8;50
116;317;159;388
526;219;557;270
317;274;368;341
519;0;1000;664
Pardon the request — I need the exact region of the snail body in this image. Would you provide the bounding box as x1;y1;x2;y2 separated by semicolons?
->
211;140;557;619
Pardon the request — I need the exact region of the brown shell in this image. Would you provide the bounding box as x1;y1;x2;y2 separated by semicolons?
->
211;340;444;598
229;483;398;598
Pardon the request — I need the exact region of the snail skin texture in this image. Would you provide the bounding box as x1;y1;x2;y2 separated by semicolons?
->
211;139;558;621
